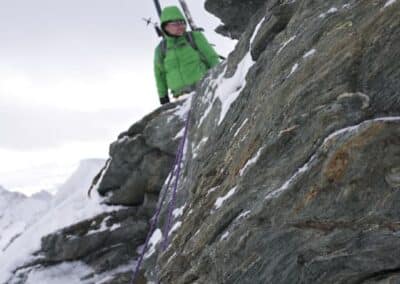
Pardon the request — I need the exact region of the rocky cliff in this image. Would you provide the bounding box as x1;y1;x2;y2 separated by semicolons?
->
3;0;400;283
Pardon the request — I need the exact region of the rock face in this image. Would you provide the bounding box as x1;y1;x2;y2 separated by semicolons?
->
95;101;187;206
147;0;400;283
4;0;400;283
205;0;266;39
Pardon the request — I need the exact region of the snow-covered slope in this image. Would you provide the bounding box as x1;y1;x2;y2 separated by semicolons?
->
0;188;51;253
0;159;120;283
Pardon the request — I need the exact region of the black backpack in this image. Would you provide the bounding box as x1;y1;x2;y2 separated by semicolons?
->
158;32;210;68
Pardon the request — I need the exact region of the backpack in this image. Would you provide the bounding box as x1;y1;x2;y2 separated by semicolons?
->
158;32;210;68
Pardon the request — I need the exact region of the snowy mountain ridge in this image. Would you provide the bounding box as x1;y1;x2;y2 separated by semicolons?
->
0;159;115;283
0;187;51;252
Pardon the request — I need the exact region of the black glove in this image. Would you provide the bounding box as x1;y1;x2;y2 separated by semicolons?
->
160;96;170;105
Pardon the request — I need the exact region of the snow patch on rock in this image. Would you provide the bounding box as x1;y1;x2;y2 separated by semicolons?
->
170;221;182;235
319;7;339;18
288;63;299;77
234;118;249;138
144;229;163;259
383;0;397;8
215;187;237;209
237;210;252;220
220;231;230;241
303;49;317;59
278;36;297;54
240;147;264;176
199;17;266;127
173;204;186;218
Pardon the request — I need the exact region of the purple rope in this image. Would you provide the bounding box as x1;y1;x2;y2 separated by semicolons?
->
161;108;191;251
130;144;180;283
130;100;193;283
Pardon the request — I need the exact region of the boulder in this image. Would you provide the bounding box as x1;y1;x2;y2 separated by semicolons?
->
95;100;188;206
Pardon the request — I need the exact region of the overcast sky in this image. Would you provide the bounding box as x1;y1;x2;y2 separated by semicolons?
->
0;0;234;193
0;0;235;192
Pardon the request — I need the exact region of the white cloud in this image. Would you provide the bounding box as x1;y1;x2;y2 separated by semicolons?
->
0;101;141;150
0;69;156;112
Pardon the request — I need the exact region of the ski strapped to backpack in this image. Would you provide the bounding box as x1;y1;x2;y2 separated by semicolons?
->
158;31;211;68
177;0;201;32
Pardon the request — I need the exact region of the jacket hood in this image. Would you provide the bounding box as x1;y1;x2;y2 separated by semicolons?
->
160;6;186;25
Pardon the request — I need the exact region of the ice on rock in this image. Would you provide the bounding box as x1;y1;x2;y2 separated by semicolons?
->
144;229;163;259
215;187;237;209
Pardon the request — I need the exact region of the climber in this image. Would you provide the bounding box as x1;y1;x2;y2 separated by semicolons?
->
154;6;220;105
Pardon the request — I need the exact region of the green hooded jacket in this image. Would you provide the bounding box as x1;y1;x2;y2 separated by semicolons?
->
154;6;220;98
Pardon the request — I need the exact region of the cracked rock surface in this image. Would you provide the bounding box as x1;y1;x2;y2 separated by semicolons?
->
147;0;400;283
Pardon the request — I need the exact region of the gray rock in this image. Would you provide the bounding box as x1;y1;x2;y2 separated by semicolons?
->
95;100;187;206
39;208;148;266
205;0;267;39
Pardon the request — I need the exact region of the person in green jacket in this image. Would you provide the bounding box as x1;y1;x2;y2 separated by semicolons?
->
154;6;220;105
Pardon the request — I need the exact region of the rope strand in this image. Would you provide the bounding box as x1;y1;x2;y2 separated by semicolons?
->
162;108;191;251
131;96;193;283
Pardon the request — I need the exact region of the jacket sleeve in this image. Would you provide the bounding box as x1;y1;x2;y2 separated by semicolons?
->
154;45;168;98
192;31;220;69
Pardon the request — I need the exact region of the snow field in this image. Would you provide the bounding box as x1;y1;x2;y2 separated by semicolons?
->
0;160;120;283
